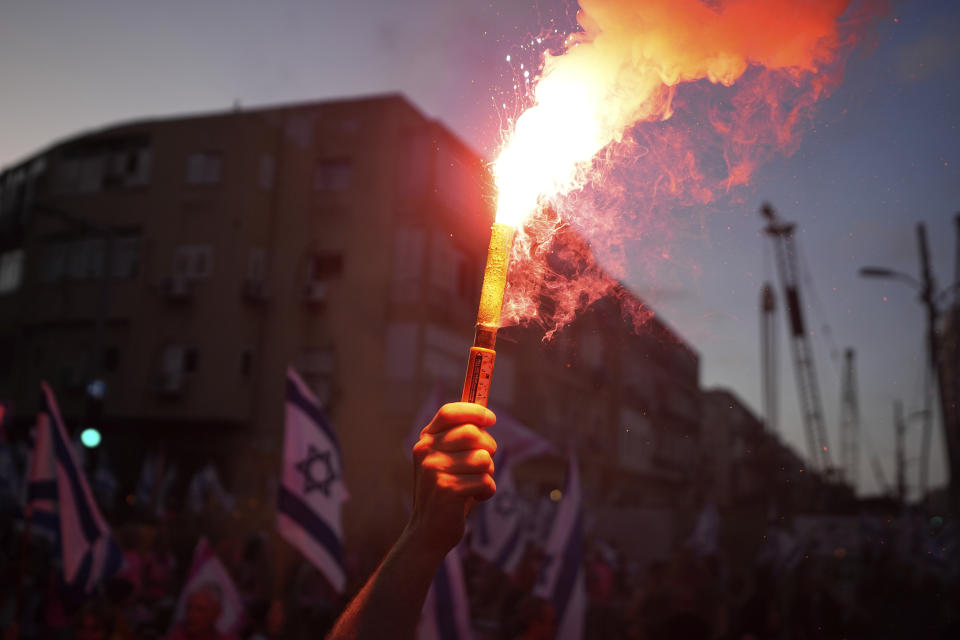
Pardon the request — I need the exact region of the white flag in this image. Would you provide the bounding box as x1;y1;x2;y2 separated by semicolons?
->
534;451;585;640
277;366;348;592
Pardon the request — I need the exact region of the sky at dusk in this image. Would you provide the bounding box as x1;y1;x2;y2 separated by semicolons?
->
1;0;958;497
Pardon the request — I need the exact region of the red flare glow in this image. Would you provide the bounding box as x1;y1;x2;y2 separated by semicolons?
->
492;0;884;336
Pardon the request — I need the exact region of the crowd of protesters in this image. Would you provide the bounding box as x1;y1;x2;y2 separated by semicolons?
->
2;495;959;640
0;505;346;640
461;522;960;640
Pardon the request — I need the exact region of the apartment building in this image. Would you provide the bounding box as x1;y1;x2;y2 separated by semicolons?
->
0;94;704;553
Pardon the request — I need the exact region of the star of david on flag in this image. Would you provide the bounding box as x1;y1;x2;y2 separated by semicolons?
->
277;367;348;592
471;407;553;573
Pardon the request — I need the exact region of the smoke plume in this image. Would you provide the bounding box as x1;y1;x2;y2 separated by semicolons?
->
497;0;883;337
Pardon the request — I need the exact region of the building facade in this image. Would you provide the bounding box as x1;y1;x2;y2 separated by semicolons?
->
0;95;704;556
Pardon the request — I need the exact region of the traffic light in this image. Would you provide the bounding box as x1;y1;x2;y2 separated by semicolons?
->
82;379;106;449
80;427;102;448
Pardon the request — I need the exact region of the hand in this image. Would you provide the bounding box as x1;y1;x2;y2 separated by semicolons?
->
407;402;498;556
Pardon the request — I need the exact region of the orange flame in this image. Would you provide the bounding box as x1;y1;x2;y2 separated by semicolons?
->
493;0;883;335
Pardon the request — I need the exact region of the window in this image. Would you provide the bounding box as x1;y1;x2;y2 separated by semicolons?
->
185;152;222;185
102;346;120;372
184;347;199;373
297;347;335;376
174;244;214;280
308;253;343;281
393;228;424;302
457;260;471;300
385;324;417;380
111;235;141;278
77;157;104;193
161;345;184;376
247;248;266;281
39;244;66;283
296;347;335;406
161;344;199;375
434;144;481;215
313;159;352;191
430;232;466;297
258;154;275;190
0;249;24;294
66;238;105;280
38;235;139;283
103;148;151;188
240;349;253;377
618;406;655;472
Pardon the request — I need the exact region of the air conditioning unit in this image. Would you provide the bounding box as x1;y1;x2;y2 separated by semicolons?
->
158;371;184;396
303;281;328;305
242;278;269;303
162;275;192;300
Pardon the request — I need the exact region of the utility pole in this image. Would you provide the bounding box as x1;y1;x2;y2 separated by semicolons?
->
760;283;778;433
839;349;860;491
918;224;960;513
895;400;906;506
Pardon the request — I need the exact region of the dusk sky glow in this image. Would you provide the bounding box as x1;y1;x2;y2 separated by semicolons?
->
2;0;958;497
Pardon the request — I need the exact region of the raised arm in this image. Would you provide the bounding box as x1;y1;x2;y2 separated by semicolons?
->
327;402;498;640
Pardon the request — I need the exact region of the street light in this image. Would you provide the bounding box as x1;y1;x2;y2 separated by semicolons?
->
859;222;960;514
859;266;921;288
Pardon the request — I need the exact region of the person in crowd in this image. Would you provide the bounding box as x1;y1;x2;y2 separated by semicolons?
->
511;596;555;640
236;535;271;607
74;601;114;640
326;402;497;640
142;532;177;604
115;525;143;601
165;584;234;640
246;598;288;640
585;545;617;639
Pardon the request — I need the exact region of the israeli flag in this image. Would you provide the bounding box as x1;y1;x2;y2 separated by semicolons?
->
277;367;348;592
472;409;553;572
186;462;234;513
33;382;122;591
534;451;586;640
25;420;59;541
418;542;473;640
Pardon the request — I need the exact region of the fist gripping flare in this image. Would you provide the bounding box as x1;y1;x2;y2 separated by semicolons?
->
328;403;497;640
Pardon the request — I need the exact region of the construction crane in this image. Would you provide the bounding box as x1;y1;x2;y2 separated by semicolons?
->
760;203;833;472
760;283;778;433
839;349;861;491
